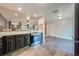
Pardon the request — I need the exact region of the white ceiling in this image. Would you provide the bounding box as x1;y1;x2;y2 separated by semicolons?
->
0;3;74;22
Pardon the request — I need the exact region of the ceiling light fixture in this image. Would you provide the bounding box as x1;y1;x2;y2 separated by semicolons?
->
27;16;30;20
58;16;62;19
18;7;22;11
52;9;63;19
57;13;63;19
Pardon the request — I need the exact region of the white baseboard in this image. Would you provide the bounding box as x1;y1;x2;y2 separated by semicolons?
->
46;35;73;40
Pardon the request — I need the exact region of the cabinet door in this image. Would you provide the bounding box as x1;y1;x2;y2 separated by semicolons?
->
15;35;25;50
6;38;15;53
0;39;3;55
2;36;15;54
24;34;31;46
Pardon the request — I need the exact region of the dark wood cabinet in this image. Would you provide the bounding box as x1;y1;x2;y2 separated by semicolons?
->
0;33;39;55
6;38;15;53
24;34;31;47
15;35;25;50
1;34;31;55
2;36;15;54
0;39;3;55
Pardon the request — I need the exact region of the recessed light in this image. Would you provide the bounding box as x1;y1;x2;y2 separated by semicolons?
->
27;16;30;20
18;7;22;11
58;16;62;19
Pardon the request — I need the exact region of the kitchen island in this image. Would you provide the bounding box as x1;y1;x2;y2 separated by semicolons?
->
0;31;43;56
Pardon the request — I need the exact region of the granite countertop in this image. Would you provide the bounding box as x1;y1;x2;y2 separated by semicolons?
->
0;31;42;38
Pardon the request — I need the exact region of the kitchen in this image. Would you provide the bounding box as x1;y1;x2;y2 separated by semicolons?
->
0;5;45;55
0;3;74;56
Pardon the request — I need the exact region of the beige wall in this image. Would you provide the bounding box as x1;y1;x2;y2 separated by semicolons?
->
46;17;74;40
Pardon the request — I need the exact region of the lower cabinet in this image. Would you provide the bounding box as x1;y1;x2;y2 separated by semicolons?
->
0;39;3;55
24;34;31;47
15;35;25;50
6;38;15;53
2;34;31;55
2;36;15;54
0;33;38;55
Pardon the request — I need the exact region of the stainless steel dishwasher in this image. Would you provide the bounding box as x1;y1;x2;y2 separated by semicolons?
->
30;32;42;46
